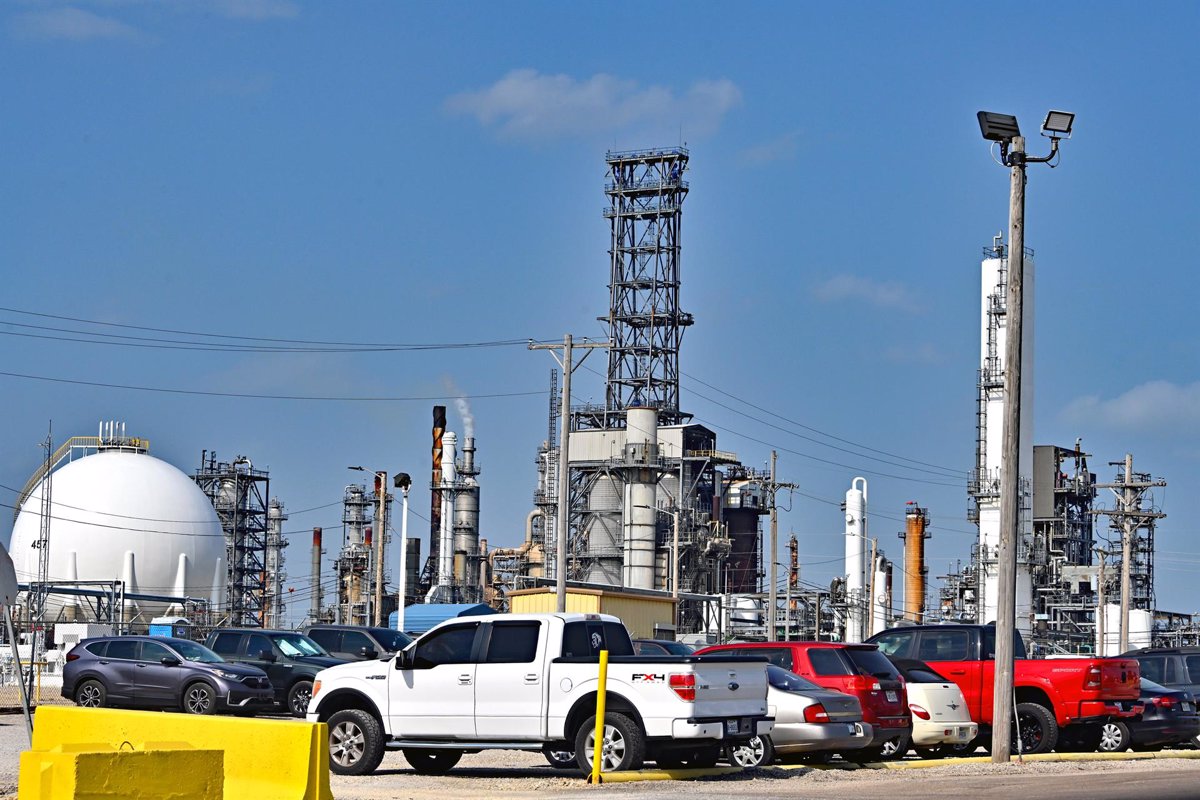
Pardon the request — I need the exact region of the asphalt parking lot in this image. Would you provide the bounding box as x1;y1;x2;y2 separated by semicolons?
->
6;714;1200;800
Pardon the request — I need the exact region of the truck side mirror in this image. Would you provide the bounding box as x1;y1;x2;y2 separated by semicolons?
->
395;649;412;670
360;646;379;660
257;650;277;662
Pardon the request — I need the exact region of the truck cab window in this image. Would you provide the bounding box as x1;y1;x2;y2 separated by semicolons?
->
484;622;540;663
413;623;479;668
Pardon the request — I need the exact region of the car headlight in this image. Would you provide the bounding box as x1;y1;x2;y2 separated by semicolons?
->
213;669;242;680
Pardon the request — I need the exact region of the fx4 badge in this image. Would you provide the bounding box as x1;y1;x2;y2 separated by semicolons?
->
632;673;665;683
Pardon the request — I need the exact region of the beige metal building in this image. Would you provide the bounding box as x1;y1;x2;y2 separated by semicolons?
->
507;586;675;639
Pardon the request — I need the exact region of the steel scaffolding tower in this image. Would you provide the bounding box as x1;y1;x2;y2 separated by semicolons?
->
598;147;693;427
194;452;270;627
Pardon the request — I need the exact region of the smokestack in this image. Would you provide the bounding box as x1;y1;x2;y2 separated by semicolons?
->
902;503;930;623
430;405;446;578
311;527;323;622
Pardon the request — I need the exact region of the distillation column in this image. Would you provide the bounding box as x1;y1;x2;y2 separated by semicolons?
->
844;477;868;643
902;503;930;623
622;407;659;590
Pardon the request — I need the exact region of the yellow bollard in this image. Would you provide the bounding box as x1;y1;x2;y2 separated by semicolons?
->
589;649;609;785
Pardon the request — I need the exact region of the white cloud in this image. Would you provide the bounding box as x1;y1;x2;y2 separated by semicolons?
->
1061;380;1200;435
11;7;139;40
738;129;802;166
812;274;925;313
445;69;742;140
207;0;298;20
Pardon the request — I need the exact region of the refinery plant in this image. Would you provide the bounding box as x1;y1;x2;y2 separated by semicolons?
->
2;147;1190;663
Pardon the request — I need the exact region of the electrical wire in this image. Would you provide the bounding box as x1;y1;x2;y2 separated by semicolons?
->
0;369;543;402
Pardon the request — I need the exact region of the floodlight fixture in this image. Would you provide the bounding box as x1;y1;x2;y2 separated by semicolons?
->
1041;110;1075;138
978;111;1021;143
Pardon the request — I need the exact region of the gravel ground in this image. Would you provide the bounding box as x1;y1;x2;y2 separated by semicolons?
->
4;714;1200;800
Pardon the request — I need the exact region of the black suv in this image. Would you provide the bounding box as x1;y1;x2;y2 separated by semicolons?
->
303;624;412;661
62;635;273;714
204;629;345;716
1121;647;1200;702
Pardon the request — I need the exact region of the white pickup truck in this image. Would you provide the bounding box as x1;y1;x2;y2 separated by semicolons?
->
307;612;772;776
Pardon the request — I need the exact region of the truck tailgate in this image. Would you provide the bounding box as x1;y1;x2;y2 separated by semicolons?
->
689;658;769;718
1098;658;1140;700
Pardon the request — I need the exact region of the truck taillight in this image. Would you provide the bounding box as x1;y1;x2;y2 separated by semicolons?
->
669;673;696;702
803;703;830;723
1084;665;1102;689
909;704;930;720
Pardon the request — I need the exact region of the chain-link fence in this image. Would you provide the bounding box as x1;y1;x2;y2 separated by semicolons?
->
0;660;72;711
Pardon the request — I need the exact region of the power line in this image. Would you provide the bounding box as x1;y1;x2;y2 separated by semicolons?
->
0;369;543;402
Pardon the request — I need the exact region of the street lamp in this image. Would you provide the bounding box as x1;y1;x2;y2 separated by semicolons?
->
978;108;1074;763
394;473;411;633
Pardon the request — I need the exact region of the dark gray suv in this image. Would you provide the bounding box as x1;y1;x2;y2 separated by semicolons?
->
62;636;274;714
303;625;412;661
205;628;344;716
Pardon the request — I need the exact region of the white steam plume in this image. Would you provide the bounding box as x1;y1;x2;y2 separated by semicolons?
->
443;377;475;440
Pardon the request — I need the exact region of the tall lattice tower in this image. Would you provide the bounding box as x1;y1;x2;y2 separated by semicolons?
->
600;147;693;426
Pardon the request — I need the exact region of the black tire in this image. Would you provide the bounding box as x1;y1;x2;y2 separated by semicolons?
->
727;735;774;768
1013;703;1058;755
1056;724;1101;753
181;682;217;715
75;679;106;708
544;749;577;769
287;680;313;718
877;734;909;760
1097;721;1130;753
403;748;462;775
327;709;386;776
574;712;645;774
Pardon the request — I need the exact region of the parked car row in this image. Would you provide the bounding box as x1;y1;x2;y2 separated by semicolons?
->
61;623;407;718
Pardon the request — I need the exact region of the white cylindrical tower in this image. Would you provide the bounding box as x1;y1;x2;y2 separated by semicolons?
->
438;432;458;589
871;553;889;637
622;407;659;590
844;476;868;643
977;244;1035;633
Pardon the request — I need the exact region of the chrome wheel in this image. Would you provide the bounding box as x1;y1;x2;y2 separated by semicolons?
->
729;736;767;768
288;681;313;717
331;719;366;768
584;723;628;772
77;681;104;708
184;684;214;714
1098;722;1128;752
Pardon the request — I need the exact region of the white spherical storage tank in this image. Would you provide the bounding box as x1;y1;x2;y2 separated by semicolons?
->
7;450;225;619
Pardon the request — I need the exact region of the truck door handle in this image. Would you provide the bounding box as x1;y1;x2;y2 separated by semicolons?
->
458;674;473;685
524;673;540;684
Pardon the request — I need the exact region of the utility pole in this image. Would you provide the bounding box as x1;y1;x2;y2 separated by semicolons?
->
373;471;388;626
765;451;797;639
992;133;1026;764
1095;546;1109;655
1094;454;1166;653
977;108;1074;763
529;335;607;612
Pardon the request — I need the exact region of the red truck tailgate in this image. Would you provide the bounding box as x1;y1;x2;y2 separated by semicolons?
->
1095;658;1140;700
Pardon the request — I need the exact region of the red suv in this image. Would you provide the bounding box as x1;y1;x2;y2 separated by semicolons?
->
697;641;911;760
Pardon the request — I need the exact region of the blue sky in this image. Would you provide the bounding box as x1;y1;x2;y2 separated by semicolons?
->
2;1;1197;623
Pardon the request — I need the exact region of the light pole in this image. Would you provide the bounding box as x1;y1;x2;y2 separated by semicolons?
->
394;473;411;633
977;108;1074;763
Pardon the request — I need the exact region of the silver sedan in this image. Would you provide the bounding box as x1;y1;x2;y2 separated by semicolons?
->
728;665;872;767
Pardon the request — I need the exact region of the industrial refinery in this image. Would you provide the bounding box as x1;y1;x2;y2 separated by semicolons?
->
1;148;1187;664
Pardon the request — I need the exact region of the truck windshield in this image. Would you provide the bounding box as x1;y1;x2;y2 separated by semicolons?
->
845;647;901;680
271;634;327;657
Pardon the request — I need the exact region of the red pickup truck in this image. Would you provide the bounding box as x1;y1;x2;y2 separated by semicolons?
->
867;624;1141;753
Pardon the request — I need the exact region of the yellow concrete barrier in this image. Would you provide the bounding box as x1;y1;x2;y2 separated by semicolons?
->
25;706;333;800
20;748;223;800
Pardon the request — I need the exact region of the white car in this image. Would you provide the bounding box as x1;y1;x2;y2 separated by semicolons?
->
727;665;872;767
890;658;978;758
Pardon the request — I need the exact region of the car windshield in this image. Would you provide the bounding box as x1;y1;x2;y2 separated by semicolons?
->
271;634;327;657
767;665;822;693
170;639;225;663
369;628;413;651
844;647;902;680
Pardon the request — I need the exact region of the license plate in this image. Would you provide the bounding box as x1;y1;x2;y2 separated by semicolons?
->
885;690;898;703
1184;703;1194;712
726;719;740;735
